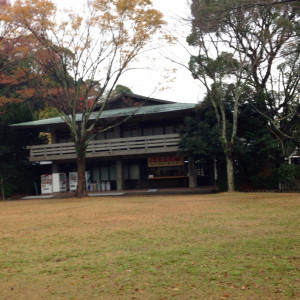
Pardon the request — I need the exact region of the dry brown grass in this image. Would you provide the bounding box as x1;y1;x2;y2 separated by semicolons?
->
0;193;299;299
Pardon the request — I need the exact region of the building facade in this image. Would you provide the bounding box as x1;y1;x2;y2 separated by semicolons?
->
12;93;204;191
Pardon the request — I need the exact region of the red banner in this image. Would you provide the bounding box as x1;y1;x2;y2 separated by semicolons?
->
148;156;184;167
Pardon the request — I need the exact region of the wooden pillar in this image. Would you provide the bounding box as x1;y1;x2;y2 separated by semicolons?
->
188;154;197;188
50;127;57;144
116;158;124;190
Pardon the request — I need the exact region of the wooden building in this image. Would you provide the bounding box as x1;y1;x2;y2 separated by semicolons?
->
12;93;200;191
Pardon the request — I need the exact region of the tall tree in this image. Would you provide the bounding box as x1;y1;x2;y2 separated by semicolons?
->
12;0;166;197
179;92;281;190
188;33;253;192
187;0;299;191
191;0;299;155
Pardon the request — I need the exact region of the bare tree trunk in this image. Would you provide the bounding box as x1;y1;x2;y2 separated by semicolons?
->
188;154;197;188
76;144;87;197
226;149;235;192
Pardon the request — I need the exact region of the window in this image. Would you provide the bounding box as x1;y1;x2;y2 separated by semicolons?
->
106;130;114;140
95;129;114;140
57;131;72;143
142;125;176;136
143;127;153;136
101;166;109;181
92;164;116;182
110;165;117;180
153;126;164;135
95;132;105;140
124;164;140;180
122;129;132;138
92;167;100;182
130;164;140;180
122;126;140;138
165;125;174;134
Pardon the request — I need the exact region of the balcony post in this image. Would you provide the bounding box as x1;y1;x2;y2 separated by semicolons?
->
116;158;124;191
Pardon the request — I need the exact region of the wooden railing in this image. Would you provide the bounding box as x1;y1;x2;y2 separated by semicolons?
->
28;134;180;161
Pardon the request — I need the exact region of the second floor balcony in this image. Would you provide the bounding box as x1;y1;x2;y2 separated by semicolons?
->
28;134;180;162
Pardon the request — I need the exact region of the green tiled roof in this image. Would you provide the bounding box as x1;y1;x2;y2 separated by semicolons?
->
11;103;196;128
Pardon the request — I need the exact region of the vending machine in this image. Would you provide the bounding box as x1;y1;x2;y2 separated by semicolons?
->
41;174;53;194
69;171;91;191
69;172;78;192
52;173;67;193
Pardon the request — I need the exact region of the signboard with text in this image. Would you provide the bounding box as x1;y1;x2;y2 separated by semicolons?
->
148;156;184;167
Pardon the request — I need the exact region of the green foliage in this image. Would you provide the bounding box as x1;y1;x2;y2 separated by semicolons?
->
235;101;281;166
0;103;45;160
250;169;279;190
179;117;218;158
189;52;240;80
178;103;223;159
189;0;300;39
278;164;296;182
295;165;300;180
179;91;283;190
235;99;282;189
39;106;61;119
0;162;40;197
188;0;300;160
114;85;133;95
0;102;46;196
277;164;299;191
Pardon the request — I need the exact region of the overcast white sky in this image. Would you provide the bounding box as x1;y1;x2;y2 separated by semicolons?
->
52;0;203;103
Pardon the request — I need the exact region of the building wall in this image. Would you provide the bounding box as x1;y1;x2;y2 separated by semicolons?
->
55;153;190;191
52;121;181;144
42;102;201;190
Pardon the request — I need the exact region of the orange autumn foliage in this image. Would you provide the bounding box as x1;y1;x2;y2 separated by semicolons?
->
6;0;168;197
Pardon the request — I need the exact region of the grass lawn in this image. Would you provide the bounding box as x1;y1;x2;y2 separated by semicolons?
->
0;193;299;299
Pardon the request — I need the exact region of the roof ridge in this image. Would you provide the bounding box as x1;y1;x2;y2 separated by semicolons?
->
105;92;176;106
11;102;196;128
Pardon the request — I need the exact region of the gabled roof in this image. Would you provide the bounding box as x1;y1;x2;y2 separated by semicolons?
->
106;92;175;105
11;102;196;129
97;92;176;111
